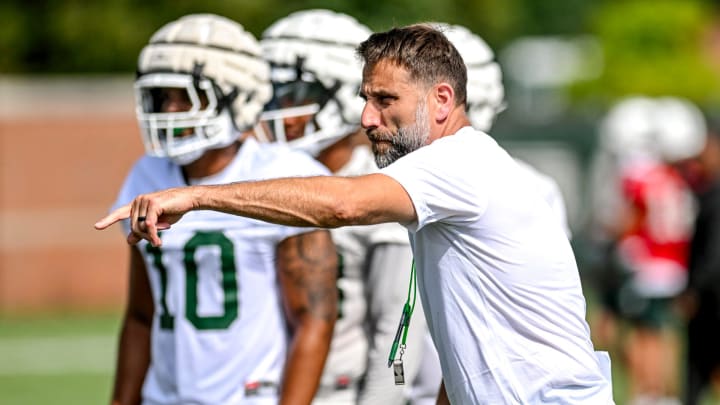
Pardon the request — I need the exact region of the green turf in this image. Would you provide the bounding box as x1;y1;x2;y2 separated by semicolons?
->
0;312;121;405
1;309;708;404
0;372;113;405
0;311;121;338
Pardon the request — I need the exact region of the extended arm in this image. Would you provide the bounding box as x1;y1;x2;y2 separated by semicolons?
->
276;229;338;405
111;246;154;405
94;174;416;247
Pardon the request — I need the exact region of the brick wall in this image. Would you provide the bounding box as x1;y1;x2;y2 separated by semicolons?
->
0;76;143;314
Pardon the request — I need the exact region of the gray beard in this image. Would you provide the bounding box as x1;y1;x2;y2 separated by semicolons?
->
374;101;430;168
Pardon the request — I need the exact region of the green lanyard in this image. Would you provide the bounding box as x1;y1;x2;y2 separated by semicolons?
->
387;260;418;367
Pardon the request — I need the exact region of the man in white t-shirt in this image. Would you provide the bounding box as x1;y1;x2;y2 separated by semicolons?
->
404;23;576;405
97;23;614;404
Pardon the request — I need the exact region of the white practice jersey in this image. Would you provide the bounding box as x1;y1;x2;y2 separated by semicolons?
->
113;138;329;405
381;127;614;404
314;146;418;404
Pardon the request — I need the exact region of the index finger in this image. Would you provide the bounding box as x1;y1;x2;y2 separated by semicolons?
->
94;204;131;230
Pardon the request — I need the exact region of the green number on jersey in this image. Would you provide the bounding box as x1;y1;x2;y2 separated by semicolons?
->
146;231;239;330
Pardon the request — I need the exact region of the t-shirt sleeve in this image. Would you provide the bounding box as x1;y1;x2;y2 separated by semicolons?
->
380;138;488;232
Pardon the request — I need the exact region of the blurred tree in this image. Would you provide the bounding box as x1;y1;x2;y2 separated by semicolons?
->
1;0;598;74
575;0;720;107
3;0;717;116
0;2;27;73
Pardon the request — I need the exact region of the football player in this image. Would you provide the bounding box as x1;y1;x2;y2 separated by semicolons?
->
588;96;703;404
109;14;337;405
259;9;426;405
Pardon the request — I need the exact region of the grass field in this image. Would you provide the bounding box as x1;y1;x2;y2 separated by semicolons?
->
0;310;629;404
2;310;717;404
0;312;121;405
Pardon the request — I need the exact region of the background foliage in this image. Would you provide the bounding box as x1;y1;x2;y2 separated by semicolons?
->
0;0;601;70
2;0;718;107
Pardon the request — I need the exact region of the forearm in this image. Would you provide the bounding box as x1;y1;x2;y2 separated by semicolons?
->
112;246;153;405
95;174;416;249
199;176;347;227
280;320;334;405
111;315;151;405
195;174;413;227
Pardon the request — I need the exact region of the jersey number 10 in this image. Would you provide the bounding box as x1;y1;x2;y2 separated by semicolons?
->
145;231;239;331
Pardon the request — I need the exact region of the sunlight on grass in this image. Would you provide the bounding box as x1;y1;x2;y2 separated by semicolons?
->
0;312;120;405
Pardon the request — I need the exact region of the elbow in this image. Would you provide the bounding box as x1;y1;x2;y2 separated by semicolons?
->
315;177;376;227
329;198;367;226
297;315;336;343
127;306;153;329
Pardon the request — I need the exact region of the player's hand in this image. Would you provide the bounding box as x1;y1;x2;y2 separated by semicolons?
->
94;187;196;246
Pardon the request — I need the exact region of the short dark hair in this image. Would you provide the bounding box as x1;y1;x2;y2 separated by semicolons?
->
356;23;467;106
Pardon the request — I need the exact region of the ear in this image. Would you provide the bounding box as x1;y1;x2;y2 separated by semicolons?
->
431;82;455;122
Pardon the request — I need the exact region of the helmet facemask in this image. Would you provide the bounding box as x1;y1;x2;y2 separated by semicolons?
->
259;9;371;157
134;14;273;166
134;72;235;166
259;64;355;156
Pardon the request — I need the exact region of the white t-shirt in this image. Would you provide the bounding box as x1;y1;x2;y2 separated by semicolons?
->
514;159;572;240
381;127;613;404
113;138;330;405
406;157;574;404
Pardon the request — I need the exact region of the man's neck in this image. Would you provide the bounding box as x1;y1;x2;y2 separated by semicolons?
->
429;105;472;144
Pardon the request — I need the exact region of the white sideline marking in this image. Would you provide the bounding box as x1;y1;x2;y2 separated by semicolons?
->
0;335;116;375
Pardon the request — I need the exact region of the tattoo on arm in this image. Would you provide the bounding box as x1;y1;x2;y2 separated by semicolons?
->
277;230;338;324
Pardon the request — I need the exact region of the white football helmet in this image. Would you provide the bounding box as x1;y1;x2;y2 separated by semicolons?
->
135;14;272;165
653;97;707;162
438;23;505;132
259;9;371;156
599;96;659;161
599;96;706;163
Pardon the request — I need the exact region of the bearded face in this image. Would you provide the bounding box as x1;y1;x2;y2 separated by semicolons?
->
369;99;430;168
